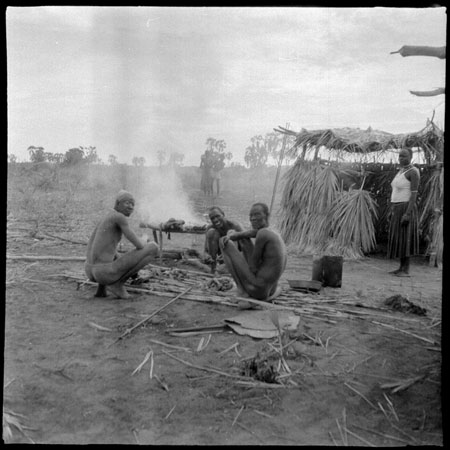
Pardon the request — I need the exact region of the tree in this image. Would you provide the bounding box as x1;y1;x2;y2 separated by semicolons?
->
8;154;17;163
156;150;166;167
204;137;233;166
28;146;46;163
132;156;146;167
108;154;118;166
53;153;65;164
63;147;85;166
83;146;99;164
244;135;268;168
168;152;184;167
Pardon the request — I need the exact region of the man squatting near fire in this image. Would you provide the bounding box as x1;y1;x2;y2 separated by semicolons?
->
203;206;250;274
85;190;159;299
219;202;287;304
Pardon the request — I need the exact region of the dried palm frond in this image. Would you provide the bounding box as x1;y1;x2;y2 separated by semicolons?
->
328;188;378;257
3;408;33;443
431;214;443;265
280;161;340;251
419;165;443;226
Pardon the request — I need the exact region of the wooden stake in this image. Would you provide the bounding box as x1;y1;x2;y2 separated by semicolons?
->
270;122;290;214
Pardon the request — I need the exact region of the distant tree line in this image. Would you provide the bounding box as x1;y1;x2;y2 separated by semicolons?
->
9;130;296;169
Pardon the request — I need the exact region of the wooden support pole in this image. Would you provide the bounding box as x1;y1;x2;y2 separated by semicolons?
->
269;122;290;215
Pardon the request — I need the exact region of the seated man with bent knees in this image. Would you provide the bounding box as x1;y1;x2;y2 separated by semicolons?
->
204;206;249;274
85;190;159;299
220;202;287;301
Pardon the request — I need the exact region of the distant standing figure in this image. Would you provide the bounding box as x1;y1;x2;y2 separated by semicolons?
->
204;206;249;274
85;190;159;298
211;152;225;197
387;148;420;277
220;202;287;301
200;150;213;196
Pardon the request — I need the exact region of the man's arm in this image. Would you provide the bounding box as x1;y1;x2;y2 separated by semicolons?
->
117;215;145;249
229;229;257;241
248;229;269;273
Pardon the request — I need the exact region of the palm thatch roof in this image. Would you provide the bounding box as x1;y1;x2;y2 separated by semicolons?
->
275;120;444;161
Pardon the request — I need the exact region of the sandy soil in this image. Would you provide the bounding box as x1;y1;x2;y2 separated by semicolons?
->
4;181;442;446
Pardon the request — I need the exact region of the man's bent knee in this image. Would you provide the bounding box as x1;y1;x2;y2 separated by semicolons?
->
144;242;159;257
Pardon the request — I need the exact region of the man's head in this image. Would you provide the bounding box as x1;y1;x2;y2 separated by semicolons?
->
249;203;269;230
208;206;225;229
114;190;135;217
398;148;413;166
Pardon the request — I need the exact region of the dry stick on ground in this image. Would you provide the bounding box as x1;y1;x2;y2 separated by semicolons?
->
131;350;153;376
372;321;439;345
383;393;399;422
343;427;376;447
335;418;347;446
164;404;177;420
351;424;412;445
161;350;287;389
343;382;377;410
235;422;265;443
161;349;245;380
154;375;169;391
380;374;427;393
110;286;194;346
329;431;339;446
145;263;217;278
232;405;245;427
253;410;274;419
378;403;419;444
7;254;86;261
57;274;238;306
148;339;191;352
41;232;87;245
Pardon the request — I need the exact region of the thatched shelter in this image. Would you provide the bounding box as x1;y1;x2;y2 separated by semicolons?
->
275;121;444;262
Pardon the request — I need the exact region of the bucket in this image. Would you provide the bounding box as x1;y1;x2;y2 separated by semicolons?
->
311;255;324;283
311;255;343;288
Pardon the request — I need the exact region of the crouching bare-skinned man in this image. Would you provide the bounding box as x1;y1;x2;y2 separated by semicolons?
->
220;202;287;302
85;190;159;299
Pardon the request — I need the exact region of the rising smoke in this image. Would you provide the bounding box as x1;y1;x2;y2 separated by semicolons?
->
132;166;205;226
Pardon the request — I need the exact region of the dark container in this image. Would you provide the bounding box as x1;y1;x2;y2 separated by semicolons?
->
312;255;343;288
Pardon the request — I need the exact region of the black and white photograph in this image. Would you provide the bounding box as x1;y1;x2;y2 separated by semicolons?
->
5;5;444;445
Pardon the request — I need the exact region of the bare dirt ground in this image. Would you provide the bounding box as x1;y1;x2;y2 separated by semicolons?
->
4;167;442;445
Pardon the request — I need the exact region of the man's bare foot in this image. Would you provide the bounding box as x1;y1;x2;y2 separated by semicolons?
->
94;284;108;297
107;282;131;299
229;285;249;298
216;264;230;275
267;285;282;301
389;269;401;275
237;300;258;310
395;271;410;278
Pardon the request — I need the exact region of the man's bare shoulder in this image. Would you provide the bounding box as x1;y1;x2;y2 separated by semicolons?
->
100;209;128;226
226;219;242;231
256;227;282;240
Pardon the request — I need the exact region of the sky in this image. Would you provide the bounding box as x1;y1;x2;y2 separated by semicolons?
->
6;6;447;166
